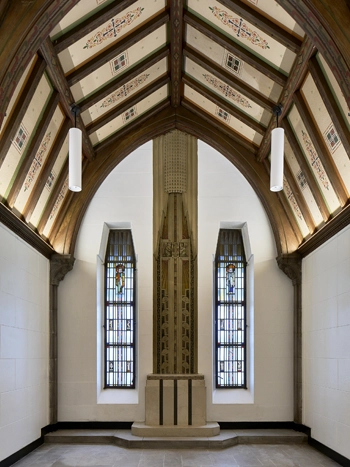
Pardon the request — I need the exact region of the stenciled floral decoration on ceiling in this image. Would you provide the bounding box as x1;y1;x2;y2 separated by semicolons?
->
203;74;252;108
100;74;150;108
301;130;329;190
24;132;52;191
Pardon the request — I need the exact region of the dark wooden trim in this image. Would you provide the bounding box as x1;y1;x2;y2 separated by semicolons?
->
79;46;170;113
170;0;184;107
183;44;275;112
309;56;350;160
308;435;350;467
53;0;139;53
0;203;54;258
0;57;46;167
40;38;95;162
293;91;348;207
183;74;266;134
86;74;170;134
216;0;302;53
282;118;330;222
257;36;315;161
66;10;170;86
7;92;60;208
183;10;287;87
181;98;258;154
23;118;72;222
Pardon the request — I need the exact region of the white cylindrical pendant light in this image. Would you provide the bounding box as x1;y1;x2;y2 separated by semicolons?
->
270;127;284;192
69;127;82;192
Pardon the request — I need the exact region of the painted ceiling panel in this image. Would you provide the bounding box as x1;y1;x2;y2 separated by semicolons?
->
89;84;169;145
187;0;296;74
184;85;263;145
42;176;69;238
14;106;65;213
81;58;168;125
0;74;52;198
70;25;167;102
58;0;166;73
288;105;340;214
317;53;350;131
301;73;350;195
282;176;309;237
186;24;282;103
185;57;270;125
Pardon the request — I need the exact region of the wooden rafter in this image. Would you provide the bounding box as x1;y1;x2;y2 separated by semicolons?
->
66;10;170;87
182;75;265;135
282;118;329;222
181;98;258;154
257;36;315;161
293;91;348;207
53;0;138;53
23;118;72;223
86;75;170;134
0;57;46;167
216;0;302;53
170;0;184;107
79;46;170;113
7;92;60;209
183;44;274;112
184;10;287;87
40;38;95;162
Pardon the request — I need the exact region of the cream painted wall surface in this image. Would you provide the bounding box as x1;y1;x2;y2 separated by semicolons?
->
58;138;294;422
303;225;350;460
0;224;49;462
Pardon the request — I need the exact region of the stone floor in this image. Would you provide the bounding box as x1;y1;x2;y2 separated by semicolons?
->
12;442;341;466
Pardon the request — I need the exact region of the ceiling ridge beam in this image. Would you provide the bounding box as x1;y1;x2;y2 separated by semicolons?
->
40;38;95;162
183;44;274;112
23;117;72;223
170;0;183;107
308;56;350;160
6;91;60;209
0;57;46;168
86;74;170;135
257;36;315;161
182;74;265;135
215;0;302;53
79;45;170;113
66;10;170;87
181;98;258;154
184;10;287;87
293;91;348;207
282;117;329;222
53;0;139;54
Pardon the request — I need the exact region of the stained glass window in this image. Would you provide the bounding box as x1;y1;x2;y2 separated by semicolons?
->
105;230;136;388
215;229;246;388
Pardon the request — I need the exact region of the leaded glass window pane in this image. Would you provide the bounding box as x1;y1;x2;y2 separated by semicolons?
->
105;230;136;388
215;229;246;388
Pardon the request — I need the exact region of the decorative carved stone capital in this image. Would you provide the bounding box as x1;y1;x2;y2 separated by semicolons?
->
50;253;75;286
277;253;302;286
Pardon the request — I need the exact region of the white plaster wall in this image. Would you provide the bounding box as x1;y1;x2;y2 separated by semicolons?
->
0;223;49;461
303;225;350;459
58;139;293;422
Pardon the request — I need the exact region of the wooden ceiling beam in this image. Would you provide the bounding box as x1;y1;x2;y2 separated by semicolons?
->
79;46;170;113
0;57;46;167
86;74;170;134
183;44;274;112
181;98;258;154
282;118;329;222
257;36;315;161
184;10;287;87
66;10;170;87
293;91;348;207
23;117;72;223
183;74;265;135
216;0;302;53
6;92;60;209
170;0;183;107
308;56;350;160
53;0;139;54
40;38;95;162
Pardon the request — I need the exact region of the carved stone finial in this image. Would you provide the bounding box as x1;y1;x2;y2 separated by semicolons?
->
277;253;302;286
50;253;75;286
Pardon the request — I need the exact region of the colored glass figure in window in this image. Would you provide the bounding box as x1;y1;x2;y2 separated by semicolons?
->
115;263;125;294
226;263;236;294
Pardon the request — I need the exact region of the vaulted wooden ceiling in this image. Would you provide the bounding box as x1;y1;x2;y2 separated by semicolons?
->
0;0;349;258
